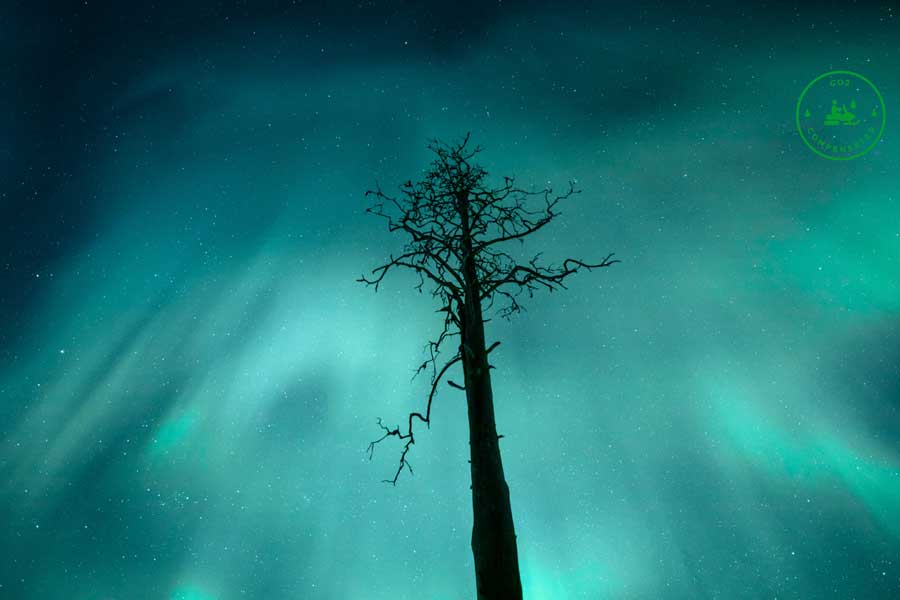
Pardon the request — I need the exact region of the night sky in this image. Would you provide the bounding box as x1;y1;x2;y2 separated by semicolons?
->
2;2;899;598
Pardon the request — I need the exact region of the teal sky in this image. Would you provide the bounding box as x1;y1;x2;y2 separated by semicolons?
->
1;2;899;598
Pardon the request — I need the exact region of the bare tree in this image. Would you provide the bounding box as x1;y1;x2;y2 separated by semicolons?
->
360;135;618;599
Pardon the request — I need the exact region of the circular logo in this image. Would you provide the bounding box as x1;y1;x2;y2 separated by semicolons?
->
796;70;886;160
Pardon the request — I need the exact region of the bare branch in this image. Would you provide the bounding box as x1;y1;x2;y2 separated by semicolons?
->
474;183;578;251
481;253;620;301
367;353;462;485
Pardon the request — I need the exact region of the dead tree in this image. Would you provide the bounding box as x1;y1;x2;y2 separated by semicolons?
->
360;135;618;599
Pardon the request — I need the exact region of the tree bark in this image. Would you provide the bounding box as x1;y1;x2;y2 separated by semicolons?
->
459;193;523;600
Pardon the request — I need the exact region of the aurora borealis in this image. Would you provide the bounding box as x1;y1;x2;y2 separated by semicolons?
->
2;1;899;598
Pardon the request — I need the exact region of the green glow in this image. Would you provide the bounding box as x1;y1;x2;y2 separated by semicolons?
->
520;554;623;599
709;378;900;537
766;186;900;314
147;410;199;458
170;585;217;600
3;8;898;599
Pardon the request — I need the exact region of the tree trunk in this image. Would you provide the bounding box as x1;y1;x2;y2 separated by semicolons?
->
458;193;523;599
461;312;522;599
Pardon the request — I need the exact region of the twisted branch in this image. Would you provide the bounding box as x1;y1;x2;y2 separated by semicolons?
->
367;353;462;485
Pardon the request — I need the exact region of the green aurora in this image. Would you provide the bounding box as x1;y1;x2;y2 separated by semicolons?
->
1;2;899;598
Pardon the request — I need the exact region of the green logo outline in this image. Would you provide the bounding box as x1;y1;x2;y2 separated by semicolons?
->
795;70;886;161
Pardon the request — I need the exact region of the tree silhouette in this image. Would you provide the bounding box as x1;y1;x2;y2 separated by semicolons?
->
360;135;618;599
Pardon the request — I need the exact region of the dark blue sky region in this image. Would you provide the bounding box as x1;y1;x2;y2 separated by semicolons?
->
1;2;899;599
